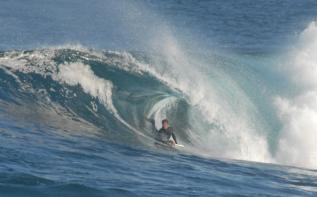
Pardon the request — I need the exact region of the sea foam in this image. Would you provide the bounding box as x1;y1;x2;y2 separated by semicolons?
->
275;22;317;169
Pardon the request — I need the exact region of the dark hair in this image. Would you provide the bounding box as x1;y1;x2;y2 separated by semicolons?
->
162;119;168;124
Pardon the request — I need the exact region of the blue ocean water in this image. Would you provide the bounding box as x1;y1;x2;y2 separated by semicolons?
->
1;0;317;196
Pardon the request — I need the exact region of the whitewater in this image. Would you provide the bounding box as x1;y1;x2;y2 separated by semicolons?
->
0;0;317;196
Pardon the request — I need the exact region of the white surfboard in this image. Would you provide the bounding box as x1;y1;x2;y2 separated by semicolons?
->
175;144;184;148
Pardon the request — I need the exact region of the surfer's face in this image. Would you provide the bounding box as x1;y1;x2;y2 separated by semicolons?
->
163;121;168;129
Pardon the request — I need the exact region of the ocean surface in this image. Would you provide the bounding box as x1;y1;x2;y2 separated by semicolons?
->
1;0;317;196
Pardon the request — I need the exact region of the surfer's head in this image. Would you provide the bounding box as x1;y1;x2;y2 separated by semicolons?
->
162;119;169;129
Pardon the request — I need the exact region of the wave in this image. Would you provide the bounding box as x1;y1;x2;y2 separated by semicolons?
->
0;45;273;163
1;20;316;169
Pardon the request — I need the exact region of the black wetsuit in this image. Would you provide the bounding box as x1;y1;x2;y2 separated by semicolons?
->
156;127;178;144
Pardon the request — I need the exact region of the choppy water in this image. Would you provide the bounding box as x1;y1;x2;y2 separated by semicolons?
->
1;0;317;196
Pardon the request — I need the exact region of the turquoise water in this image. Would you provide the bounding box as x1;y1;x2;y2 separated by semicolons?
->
0;0;317;196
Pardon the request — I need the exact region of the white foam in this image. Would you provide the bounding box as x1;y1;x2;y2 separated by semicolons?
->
275;21;317;169
0;49;57;75
55;62;115;112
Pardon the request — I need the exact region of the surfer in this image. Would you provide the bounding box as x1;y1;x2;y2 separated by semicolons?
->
148;118;178;146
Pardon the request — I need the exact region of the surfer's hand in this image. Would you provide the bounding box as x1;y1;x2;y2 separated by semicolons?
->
169;140;176;146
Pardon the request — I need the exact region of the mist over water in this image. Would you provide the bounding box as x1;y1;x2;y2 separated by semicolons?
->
275;22;317;169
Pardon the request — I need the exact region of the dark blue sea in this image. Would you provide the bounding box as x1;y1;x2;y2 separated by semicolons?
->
0;0;317;196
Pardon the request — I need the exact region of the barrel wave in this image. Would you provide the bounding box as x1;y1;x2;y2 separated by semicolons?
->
0;45;274;163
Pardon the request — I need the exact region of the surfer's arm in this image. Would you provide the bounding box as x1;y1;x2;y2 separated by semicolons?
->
171;133;178;144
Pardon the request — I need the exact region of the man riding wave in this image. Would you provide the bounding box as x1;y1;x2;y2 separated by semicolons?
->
148;118;178;146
